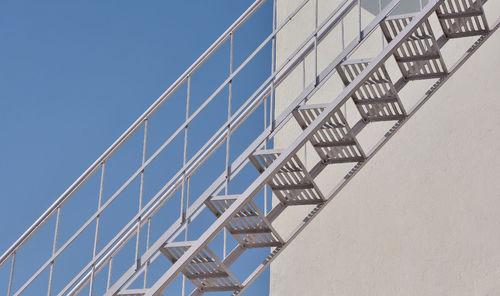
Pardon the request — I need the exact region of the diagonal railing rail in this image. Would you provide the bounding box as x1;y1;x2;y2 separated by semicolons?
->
2;0;498;295
1;0;365;294
111;0;498;294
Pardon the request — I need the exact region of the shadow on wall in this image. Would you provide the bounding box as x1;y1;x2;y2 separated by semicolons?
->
362;0;430;15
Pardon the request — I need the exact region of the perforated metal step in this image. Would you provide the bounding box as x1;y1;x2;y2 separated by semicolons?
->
437;0;489;38
160;241;241;292
249;150;324;205
337;59;407;122
117;289;147;296
205;195;283;248
381;14;448;80
293;105;366;164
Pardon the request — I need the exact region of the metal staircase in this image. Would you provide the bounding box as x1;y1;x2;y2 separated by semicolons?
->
1;0;498;295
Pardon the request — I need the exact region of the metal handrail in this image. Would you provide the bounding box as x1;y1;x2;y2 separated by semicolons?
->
56;0;358;293
3;0;415;293
6;0;495;293
101;0;389;293
0;0;266;268
4;0;366;292
3;0;327;293
142;1;444;293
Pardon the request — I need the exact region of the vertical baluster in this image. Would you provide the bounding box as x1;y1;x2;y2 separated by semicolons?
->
181;178;191;295
106;257;113;291
358;0;362;40
47;207;61;296
265;0;278;215
270;0;277;130
264;102;268;207
264;62;268;142
180;75;191;296
7;252;16;296
223;33;234;260
380;0;385;49
135;120;148;271
302;60;306;90
341;14;345;49
143;217;151;288
270;0;277;132
264;87;268;135
314;0;318;85
180;76;191;224
185;179;191;235
342;6;347;121
91;163;106;294
302;57;307;167
263;29;268;211
264;11;268;134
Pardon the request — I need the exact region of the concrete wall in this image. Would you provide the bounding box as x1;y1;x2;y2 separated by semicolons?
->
270;0;500;295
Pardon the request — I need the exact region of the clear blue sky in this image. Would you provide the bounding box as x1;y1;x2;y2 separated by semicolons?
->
0;0;272;294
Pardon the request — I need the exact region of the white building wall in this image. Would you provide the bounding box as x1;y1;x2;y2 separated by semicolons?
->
271;0;500;295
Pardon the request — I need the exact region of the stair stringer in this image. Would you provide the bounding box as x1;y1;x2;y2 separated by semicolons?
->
140;2;496;295
92;1;498;295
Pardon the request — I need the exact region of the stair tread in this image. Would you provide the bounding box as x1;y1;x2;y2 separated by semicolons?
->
437;0;489;38
163;240;195;248
249;150;325;205
209;194;239;201
340;57;373;66
117;289;147;296
381;15;448;81
293;107;366;163
384;12;417;22
252;148;283;156
160;243;241;290
206;193;284;248
337;60;407;122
